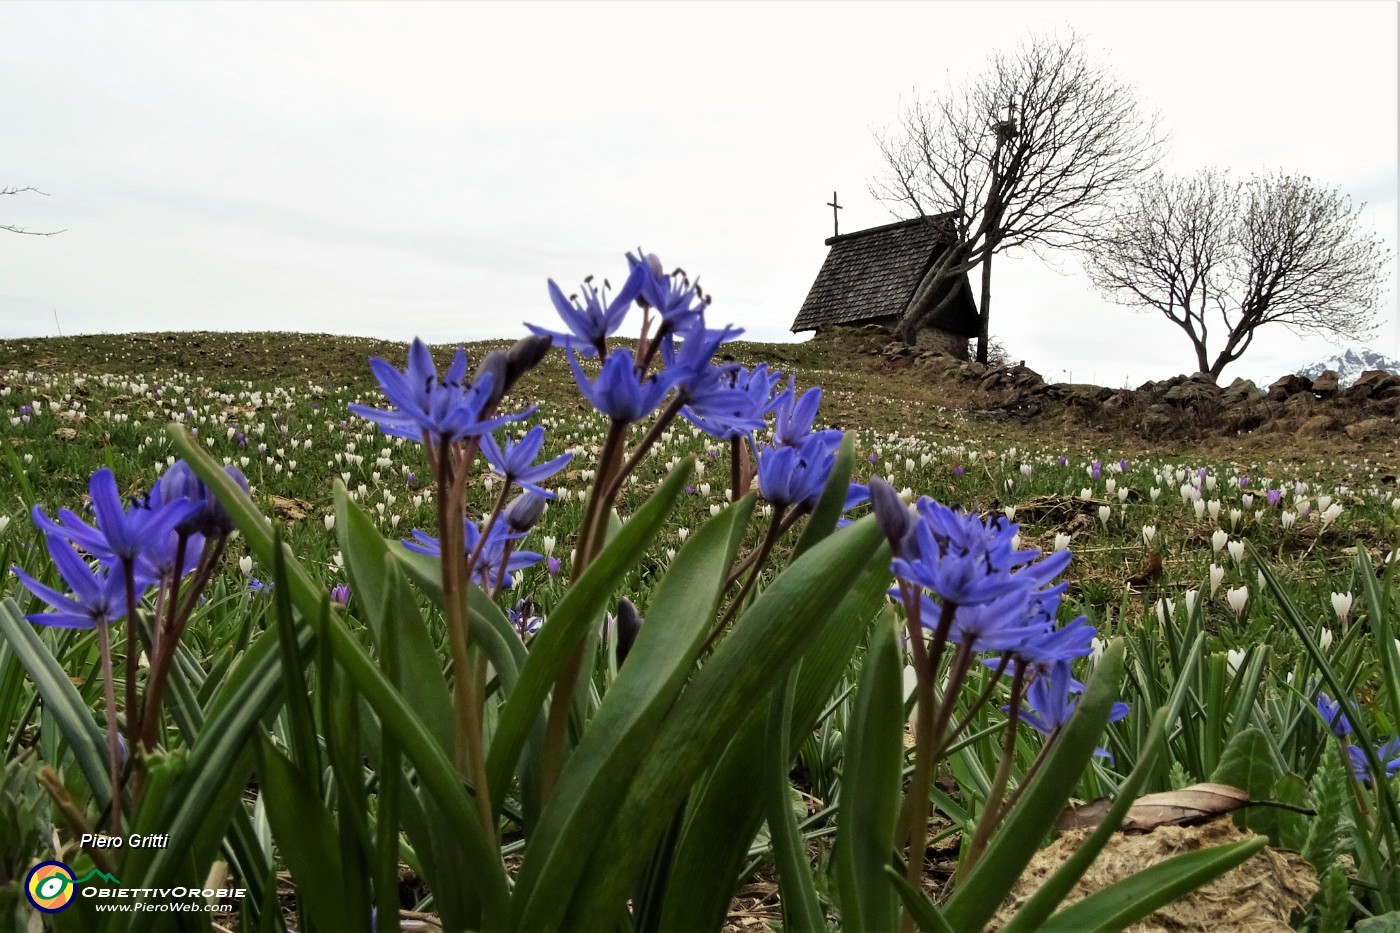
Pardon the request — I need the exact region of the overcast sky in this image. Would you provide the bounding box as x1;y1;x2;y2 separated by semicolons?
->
2;1;1396;386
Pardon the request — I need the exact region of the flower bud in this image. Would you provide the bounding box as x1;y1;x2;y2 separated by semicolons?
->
504;491;547;534
869;476;913;551
472;350;509;414
614;597;643;668
504;335;553;393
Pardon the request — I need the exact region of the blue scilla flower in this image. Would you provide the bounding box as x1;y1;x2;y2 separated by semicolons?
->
756;432;840;513
157;460;249;537
349;338;530;446
918;590;1052;653
1314;692;1353;737
403;521;542;591
568;347;678;424
480;426;572;499
771;382;839;449
526;263;648;358
1346;738;1400;783
31;469;202;584
1016;660;1129;758
675;355;779;442
896;499;1073;609
627;251;707;331
11;534;133;629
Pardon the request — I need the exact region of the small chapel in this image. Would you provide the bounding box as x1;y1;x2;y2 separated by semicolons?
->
790;210;979;360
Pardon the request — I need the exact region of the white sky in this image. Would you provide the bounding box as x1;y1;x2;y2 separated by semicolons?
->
1;0;1396;387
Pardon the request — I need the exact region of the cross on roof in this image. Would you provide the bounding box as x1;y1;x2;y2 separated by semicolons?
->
826;191;842;237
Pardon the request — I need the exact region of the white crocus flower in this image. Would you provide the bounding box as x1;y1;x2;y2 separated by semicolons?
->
1054;533;1072;551
1097;505;1111;527
1155;598;1175;625
1183;589;1200;618
1211;529;1229;554
1331;592;1353;625
1226;648;1246;675
1193;499;1207;519
1319;628;1334;651
1227;539;1245;566
1281;511;1297;529
1209;563;1225;596
1142;524;1156;545
239;556;254;576
1225;586;1249;617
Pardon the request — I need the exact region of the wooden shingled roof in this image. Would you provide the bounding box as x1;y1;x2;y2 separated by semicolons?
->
791;214;978;336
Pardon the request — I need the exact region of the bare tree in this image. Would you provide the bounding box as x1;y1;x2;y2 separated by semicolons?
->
871;30;1164;362
1086;169;1391;381
2;186;65;236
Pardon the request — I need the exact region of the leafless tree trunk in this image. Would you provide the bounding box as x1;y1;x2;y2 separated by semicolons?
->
870;30;1163;361
2;186;65;236
1085;169;1391;382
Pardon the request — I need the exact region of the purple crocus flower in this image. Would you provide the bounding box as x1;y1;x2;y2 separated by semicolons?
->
546;556;562;577
1090;460;1102;480
1058;455;1068;467
329;583;351;606
1266;489;1283;507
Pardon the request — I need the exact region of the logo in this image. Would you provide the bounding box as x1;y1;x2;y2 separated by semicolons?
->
24;862;122;913
25;861;77;913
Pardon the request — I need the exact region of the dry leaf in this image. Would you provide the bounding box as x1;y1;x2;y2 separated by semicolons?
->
1058;782;1252;833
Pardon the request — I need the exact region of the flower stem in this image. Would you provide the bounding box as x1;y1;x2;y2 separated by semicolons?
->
96;621;122;835
962;664;1025;874
435;438;495;843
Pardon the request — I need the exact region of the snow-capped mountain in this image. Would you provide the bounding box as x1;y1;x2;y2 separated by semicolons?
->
1297;348;1400;386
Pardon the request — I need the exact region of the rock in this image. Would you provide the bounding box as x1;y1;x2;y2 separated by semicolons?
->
1163;375;1221;405
1345;418;1395;441
1347;369;1400;400
1267;373;1311;401
1139;404;1175;435
1311;369;1340;397
1295;414;1340;437
1221;377;1261;405
1282;391;1318;413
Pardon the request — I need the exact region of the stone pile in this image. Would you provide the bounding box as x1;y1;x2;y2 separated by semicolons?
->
863;334;1400;441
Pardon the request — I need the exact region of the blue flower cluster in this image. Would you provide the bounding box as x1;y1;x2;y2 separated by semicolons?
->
871;476;1112;740
13;464;245;629
1314;692;1400;783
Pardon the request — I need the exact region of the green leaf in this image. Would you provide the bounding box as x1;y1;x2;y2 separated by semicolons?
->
653;541;891;932
1037;837;1267;933
941;639;1128;932
1002;707;1171;933
884;866;956;933
1208;727;1281;840
485;458;692;821
766;666;825;933
834;612;902;933
1356;911;1400;932
509;494;751;932
336;485;455;753
0;598;111;812
255;736;368;933
167;424;509;932
561;516;886;931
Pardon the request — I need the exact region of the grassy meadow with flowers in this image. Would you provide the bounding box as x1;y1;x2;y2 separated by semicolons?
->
1;257;1399;933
